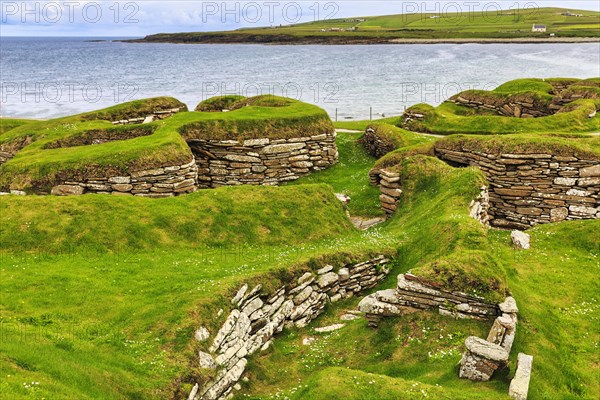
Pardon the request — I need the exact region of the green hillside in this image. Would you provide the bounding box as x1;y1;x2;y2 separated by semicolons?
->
130;7;600;44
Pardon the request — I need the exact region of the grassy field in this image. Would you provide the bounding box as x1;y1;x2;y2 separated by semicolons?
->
130;7;600;44
1;129;598;399
2;91;599;400
288;131;385;217
0;118;36;135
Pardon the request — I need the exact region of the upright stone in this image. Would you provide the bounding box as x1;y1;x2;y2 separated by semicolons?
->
509;353;533;400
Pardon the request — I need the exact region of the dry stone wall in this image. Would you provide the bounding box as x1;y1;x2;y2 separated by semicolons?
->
434;147;600;229
190;256;390;400
358;273;500;326
51;158;198;197
361;127;396;158
369;169;403;216
450;94;554;118
450;89;597;119
186;132;338;188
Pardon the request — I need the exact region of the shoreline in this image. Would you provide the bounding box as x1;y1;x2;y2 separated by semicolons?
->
122;37;600;45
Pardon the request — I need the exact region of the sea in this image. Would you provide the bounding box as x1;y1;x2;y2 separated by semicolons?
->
1;36;599;121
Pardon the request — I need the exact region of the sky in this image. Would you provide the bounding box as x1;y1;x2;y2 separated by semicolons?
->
1;0;599;37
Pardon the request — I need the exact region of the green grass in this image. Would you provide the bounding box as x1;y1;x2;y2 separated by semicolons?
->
0;118;37;135
0;96;333;193
288;131;384;218
238;220;599;400
195;95;245;112
333;116;402;131
2;93;598;400
132;7;600;43
0;185;353;253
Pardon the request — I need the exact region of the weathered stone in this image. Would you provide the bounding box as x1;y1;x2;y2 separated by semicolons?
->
511;230;530;250
316;272;339;288
509;353;533;400
51;185;84;196
297;272;313;285
210;310;240;353
195;326;210;342
293;285;313;305
553;177;577;186
578;177;600;186
459;337;509;381
358;290;405;316
550;207;568;222
338;268;350;281
187;383;199;400
569;205;597;216
516;207;542;216
579;164;600;177
202;358;247;400
314;323;345;333
499;297;519;314
112;183;133;192
108;176;131;184
262;143;305;154
242;297;264;317
198;351;217;369
243;138;270;146
224;154;262;163
317;265;334;275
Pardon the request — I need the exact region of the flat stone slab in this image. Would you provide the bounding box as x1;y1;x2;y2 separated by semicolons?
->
465;336;510;362
314;324;345;333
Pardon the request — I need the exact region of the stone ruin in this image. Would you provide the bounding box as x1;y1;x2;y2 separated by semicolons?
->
189;256;391;400
369;147;599;229
358;273;500;327
459;297;518;381
458;297;534;400
360;278;533;399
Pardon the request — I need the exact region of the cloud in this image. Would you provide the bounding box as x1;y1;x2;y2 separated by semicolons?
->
1;1;599;37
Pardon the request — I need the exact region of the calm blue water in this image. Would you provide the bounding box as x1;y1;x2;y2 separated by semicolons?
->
1;37;599;120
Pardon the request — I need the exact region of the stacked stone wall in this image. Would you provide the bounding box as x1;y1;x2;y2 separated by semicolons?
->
434;147;599;229
358;274;500;326
187;132;338;188
51;159;198;197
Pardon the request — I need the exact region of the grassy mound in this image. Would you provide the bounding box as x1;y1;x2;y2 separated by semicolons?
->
195;95;245;112
179;95;333;141
402;78;600;135
81;97;187;122
0;96;333;193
